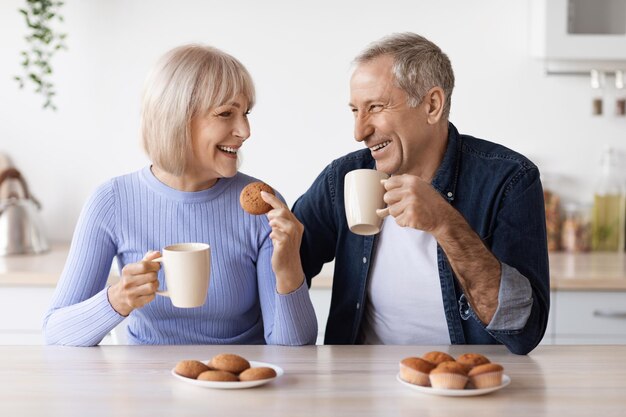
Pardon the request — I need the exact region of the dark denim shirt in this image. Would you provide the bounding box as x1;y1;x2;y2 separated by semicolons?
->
293;123;550;355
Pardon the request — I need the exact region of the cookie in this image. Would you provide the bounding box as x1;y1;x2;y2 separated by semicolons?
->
209;353;251;374
174;359;211;379
197;370;239;382
240;182;274;215
238;367;277;381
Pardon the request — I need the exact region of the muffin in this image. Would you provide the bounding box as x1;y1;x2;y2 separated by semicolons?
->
468;363;504;389
197;370;239;382
456;353;490;372
399;357;435;386
174;359;211;379
422;351;455;366
239;367;277;381
429;361;469;390
209;353;251;374
240;182;275;215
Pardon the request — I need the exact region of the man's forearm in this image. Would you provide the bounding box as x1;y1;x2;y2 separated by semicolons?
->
433;206;501;324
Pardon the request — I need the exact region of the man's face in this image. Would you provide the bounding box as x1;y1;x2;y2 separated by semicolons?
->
349;55;430;176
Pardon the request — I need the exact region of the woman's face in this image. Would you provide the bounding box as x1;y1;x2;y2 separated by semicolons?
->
187;94;251;180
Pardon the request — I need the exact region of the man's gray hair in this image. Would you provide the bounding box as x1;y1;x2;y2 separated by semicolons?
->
354;32;455;120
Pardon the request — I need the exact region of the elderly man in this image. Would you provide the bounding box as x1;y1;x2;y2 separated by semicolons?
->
292;33;549;355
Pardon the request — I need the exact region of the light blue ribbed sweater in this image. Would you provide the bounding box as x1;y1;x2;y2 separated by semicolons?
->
43;167;317;346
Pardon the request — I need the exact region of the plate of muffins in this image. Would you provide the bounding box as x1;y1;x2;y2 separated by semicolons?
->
397;351;510;397
172;353;283;389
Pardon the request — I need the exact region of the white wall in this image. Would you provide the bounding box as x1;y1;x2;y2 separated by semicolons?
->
1;0;625;242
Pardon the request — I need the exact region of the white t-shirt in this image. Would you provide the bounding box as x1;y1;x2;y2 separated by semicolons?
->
360;216;451;345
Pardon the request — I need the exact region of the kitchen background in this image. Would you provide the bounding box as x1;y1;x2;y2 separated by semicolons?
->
2;0;626;345
1;0;625;243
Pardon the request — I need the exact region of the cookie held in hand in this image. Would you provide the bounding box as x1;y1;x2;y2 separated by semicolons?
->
240;182;274;215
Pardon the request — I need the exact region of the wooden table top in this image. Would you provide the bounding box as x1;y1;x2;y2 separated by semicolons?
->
0;344;624;416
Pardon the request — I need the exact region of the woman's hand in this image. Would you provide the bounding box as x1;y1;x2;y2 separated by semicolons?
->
261;191;305;294
107;251;161;316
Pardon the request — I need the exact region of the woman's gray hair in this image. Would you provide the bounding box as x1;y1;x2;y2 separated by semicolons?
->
354;33;454;120
141;44;255;176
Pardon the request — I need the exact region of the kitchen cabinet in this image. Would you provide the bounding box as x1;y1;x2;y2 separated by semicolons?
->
552;291;626;344
309;288;331;345
531;0;626;72
545;252;626;344
0;287;53;344
0;244;115;345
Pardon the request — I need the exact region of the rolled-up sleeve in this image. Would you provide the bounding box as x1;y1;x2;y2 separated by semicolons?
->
486;262;533;331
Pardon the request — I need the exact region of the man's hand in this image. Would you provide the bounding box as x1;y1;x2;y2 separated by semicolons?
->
376;174;450;234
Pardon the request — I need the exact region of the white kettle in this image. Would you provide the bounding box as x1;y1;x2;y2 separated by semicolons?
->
0;168;49;255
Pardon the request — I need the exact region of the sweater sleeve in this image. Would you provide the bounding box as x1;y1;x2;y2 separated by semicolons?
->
255;216;318;346
42;181;125;346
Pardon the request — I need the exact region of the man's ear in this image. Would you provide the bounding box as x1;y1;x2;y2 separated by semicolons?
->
424;87;445;124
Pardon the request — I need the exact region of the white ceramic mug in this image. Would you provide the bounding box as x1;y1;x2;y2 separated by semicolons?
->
152;243;211;308
344;169;390;235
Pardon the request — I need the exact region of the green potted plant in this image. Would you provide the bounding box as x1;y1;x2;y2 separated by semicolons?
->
14;0;67;110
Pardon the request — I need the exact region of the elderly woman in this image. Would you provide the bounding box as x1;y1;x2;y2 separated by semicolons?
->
43;45;317;346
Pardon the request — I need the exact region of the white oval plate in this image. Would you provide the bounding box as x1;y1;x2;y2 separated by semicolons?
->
396;374;510;397
172;360;283;389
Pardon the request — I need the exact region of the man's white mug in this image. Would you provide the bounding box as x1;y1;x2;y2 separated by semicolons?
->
344;169;390;235
153;243;211;308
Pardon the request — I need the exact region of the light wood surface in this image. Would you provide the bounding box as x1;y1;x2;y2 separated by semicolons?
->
3;244;626;290
548;252;626;290
0;243;116;287
0;344;624;416
0;243;70;286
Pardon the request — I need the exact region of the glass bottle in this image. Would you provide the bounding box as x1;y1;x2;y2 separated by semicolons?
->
591;147;626;251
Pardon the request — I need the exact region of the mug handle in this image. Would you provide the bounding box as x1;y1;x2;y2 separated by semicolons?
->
151;257;169;297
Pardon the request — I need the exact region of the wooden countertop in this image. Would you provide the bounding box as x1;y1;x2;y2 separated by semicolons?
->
0;344;624;416
547;252;626;290
0;243;117;287
2;244;626;291
0;243;72;286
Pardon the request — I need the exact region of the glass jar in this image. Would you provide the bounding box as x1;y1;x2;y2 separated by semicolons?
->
544;188;561;252
561;203;591;252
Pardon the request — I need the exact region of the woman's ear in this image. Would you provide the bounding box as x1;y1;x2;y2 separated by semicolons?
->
425;87;445;124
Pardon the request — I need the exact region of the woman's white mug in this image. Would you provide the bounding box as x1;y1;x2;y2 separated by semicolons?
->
344;169;390;235
152;243;211;308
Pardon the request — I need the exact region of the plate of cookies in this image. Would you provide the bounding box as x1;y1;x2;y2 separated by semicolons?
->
396;351;510;397
172;353;283;389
